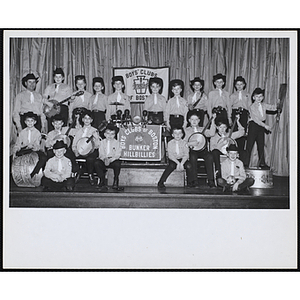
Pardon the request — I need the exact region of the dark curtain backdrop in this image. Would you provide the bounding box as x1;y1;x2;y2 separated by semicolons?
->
9;37;290;176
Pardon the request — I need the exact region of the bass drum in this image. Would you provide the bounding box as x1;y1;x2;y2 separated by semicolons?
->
188;132;207;151
11;152;43;187
245;168;273;188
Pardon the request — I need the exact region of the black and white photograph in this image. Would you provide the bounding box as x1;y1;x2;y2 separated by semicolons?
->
3;29;297;271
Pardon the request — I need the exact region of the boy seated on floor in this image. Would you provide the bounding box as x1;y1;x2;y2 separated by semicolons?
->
41;140;75;191
217;144;254;192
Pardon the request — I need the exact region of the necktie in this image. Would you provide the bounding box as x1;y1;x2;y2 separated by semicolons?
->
55;84;59;93
219;89;222;97
239;91;242;101
175;141;179;155
30;92;34;103
230;161;235;176
258;103;264;117
80;94;84;103
176;96;180;108
28;129;31;143
93;93;99;105
192;92;197;103
154;94;157;105
82;127;88;138
117;92;121;102
193;126;198;132
58;159;62;172
107;140;110;156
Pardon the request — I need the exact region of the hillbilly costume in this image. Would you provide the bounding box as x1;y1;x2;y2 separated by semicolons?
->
143;77;167;125
69;75;93;123
43;68;73;129
158;131;193;188
229;76;251;151
245;88;279;168
94;125;124;191
207;73;231;122
187;77;208;127
89;77;108;129
217;144;255;192
12;111;47;178
106;76;131;121
72;110;101;185
165;79;188;129
210;117;245;178
41;140;75;191
184;115;217;188
13;73;46;133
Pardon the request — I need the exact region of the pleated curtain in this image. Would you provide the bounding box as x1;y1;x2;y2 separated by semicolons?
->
9;37;290;176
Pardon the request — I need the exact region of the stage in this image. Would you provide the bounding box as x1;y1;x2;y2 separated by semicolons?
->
9;175;289;209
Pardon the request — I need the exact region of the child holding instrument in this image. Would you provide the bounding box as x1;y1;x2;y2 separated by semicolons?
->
89;77;108;130
143;77;167;125
207;73;231;125
217;144;254;192
187;77;208;127
210;115;245;179
12;111;46;178
43;67;73;130
229;76;251;151
157;127;193;189
106;76;131;122
72;110;101;185
165;79;188;130
69;75;93;124
94;124;124;191
41;140;75;191
245;88;280;169
184;111;217;188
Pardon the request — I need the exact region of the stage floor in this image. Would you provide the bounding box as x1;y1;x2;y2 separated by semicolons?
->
9;175;289;209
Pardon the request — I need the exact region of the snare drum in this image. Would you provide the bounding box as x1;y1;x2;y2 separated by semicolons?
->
245;168;273;188
11;152;43;187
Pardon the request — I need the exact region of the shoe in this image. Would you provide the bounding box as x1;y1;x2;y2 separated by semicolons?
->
88;174;95;186
157;182;166;189
259;164;270;170
112;179;124;191
222;186;228;192
65;186;74;192
43;186;49;192
186;181;196;188
207;180;216;188
98;185;108;192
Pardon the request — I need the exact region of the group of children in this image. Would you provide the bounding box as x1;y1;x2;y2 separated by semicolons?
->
12;68;281;192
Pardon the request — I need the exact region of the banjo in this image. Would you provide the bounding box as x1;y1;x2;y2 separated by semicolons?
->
76;130;100;157
188;106;222;151
217;107;243;154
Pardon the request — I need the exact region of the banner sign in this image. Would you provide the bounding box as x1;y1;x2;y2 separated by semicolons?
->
113;66;169;103
118;125;162;161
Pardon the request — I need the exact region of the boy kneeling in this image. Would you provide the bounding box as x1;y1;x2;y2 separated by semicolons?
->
41;140;75;191
94;124;124;191
217;144;254;192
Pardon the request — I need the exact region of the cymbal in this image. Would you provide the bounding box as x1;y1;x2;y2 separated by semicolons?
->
109;102;124;106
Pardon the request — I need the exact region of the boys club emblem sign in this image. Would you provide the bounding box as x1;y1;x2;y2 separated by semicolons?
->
113;66;169;102
118;125;162;161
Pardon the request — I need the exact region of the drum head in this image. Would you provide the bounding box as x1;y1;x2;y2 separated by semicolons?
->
77;137;95;156
188;132;206;151
132;116;141;124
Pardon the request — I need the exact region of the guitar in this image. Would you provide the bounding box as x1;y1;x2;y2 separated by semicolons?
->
43;91;84;118
188;91;204;110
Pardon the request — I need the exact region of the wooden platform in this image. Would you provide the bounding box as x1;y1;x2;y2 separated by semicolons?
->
9;175;289;209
